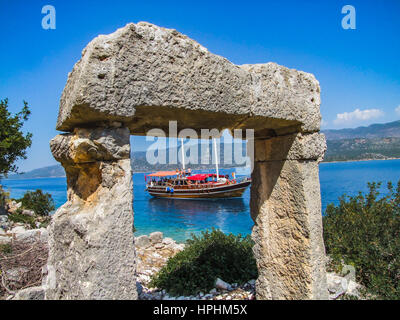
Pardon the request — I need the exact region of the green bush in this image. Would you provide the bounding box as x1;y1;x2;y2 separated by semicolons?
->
18;189;55;216
150;228;258;296
323;181;400;300
0;185;9;209
7;212;37;229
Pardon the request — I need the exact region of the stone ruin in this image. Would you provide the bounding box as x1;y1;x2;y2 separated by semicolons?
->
45;22;328;299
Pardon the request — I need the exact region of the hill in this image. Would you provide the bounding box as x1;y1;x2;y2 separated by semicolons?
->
5;121;400;179
5;165;65;180
322;120;400;140
324;137;400;162
322;121;400;162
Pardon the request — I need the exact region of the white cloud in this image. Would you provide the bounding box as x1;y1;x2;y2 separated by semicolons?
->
395;105;400;116
333;108;384;125
321;119;328;127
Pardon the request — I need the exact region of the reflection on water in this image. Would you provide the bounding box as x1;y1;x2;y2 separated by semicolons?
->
147;197;247;215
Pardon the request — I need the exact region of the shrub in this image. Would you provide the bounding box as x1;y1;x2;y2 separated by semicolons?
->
0;185;9;212
323;181;400;300
150;228;258;296
17;189;55;216
7;212;37;229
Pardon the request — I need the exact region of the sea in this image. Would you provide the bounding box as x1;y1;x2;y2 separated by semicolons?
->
1;159;400;243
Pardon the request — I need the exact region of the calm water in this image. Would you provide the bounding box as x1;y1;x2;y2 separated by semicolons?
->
2;160;400;242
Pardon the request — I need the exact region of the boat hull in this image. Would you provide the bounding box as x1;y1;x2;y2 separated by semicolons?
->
147;181;251;199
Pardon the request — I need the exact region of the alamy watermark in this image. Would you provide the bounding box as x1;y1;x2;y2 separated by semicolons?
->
41;5;56;30
341;5;356;30
145;121;254;171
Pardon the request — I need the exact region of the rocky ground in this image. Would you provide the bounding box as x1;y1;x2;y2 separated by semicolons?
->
1;210;364;300
134;232;256;300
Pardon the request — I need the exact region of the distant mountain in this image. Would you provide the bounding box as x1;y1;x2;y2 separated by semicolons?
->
324;137;400;162
322;120;400;140
5;121;400;180
6;141;248;179
321;121;400;162
6;165;65;180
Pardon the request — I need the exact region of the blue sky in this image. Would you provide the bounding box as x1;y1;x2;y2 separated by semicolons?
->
0;0;399;171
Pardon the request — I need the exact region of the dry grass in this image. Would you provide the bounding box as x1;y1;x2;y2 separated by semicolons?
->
0;240;48;299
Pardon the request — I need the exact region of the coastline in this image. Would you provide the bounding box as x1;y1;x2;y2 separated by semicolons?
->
2;158;400;181
321;157;400;164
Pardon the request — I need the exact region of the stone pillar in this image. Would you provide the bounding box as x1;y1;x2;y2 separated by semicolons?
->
44;126;137;300
250;132;328;300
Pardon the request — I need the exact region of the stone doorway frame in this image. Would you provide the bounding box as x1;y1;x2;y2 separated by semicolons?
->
44;22;328;300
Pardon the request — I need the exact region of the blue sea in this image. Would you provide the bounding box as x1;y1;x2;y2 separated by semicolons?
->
1;160;400;243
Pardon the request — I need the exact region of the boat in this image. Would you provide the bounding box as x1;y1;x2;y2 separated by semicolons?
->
145;139;251;199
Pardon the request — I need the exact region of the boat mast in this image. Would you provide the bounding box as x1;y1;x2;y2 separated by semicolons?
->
213;138;219;181
181;138;185;172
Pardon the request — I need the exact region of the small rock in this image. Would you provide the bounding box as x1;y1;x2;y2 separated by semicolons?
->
347;280;362;298
0;235;11;244
10;226;26;234
154;243;164;249
247;279;256;286
136;281;143;296
327;272;348;299
162;237;175;245
149;231;163;244
12;286;45;300
15;229;41;243
175;243;185;251
215;278;231;291
210;288;217;295
135;235;150;248
341;264;356;282
21;209;35;217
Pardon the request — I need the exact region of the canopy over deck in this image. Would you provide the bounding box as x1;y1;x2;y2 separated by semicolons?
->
147;171;178;177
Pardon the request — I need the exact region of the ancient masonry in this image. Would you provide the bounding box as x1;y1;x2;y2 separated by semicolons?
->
45;22;328;299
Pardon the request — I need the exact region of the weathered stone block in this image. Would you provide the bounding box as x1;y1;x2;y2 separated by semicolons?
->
45;128;137;300
56;22;321;134
254;133;326;162
50;127;130;164
251;159;328;300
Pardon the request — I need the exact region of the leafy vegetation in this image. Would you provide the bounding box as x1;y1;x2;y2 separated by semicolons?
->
150;228;257;296
7;212;37;229
0;98;32;178
0;186;9;212
323;181;400;300
17;189;55;216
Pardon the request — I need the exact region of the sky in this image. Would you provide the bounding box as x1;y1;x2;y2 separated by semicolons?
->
0;0;399;171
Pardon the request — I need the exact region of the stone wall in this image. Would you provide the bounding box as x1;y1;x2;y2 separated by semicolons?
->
251;133;328;299
45;125;137;299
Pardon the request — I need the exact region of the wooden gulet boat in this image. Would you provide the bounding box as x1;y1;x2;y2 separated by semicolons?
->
145;139;251;199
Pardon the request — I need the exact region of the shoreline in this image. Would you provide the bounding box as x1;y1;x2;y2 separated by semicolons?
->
321;157;400;164
2;158;400;181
